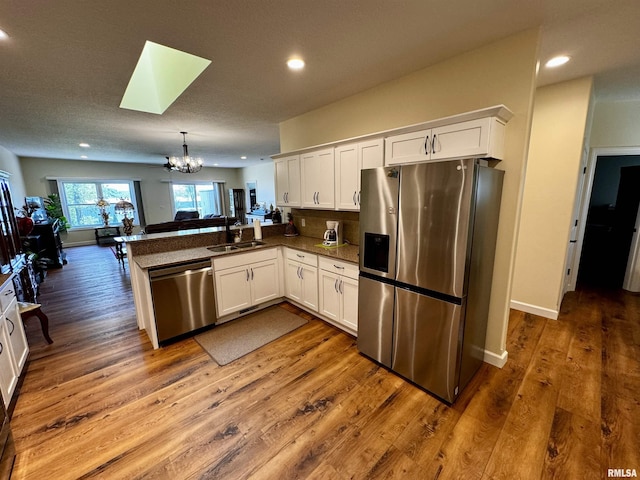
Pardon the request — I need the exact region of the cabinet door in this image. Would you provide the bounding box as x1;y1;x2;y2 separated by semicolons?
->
284;260;303;303
250;260;280;305
286;157;301;206
299;265;318;312
0;321;18;405
215;265;252;316
275;159;289;206
335;144;359;211
339;276;358;333
275;156;301;206
384;129;431;165
431;118;491;160
5;299;28;373
301;149;335;209
318;270;340;322
359;138;384;170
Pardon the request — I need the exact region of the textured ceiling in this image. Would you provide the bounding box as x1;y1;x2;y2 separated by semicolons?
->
0;0;639;168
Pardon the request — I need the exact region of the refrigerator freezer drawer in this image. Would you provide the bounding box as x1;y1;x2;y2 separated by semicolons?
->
357;275;394;368
392;288;463;403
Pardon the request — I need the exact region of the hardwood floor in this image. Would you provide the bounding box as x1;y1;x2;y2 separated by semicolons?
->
9;245;640;479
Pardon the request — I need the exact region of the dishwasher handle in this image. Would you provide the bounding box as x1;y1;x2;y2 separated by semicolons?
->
149;261;212;279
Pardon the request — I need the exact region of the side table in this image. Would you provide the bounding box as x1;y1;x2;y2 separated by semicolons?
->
95;226;121;246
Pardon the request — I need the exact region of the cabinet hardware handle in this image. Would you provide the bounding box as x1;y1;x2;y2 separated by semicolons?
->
7;319;14;335
333;264;344;269
297;266;301;279
0;342;3;355
424;135;430;154
357;192;360;205
299;268;303;280
334;278;339;292
339;279;343;294
4;290;13;296
353;192;357;205
246;269;250;281
251;268;254;280
432;134;437;154
296;253;304;258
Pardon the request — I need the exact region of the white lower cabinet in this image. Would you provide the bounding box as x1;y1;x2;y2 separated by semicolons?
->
284;248;318;312
213;249;280;317
0;278;29;406
318;257;359;334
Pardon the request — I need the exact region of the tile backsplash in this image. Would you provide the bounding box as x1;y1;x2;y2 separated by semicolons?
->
289;208;360;245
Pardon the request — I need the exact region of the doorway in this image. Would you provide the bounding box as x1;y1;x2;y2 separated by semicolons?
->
578;156;640;288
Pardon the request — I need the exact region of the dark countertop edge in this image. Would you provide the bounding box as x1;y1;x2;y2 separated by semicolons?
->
133;236;360;270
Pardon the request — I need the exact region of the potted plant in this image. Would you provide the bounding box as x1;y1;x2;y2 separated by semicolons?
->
43;194;71;232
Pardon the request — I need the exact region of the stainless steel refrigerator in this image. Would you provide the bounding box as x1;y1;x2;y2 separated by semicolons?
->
358;159;503;403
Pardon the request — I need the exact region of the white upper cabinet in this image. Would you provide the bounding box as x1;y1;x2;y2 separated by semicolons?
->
335;138;383;211
301;148;335;209
385;117;506;166
274;155;301;207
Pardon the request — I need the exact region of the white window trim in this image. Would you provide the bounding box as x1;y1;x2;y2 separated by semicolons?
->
57;178;139;230
169;181;222;219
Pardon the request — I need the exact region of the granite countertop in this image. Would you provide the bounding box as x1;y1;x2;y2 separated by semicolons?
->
133;235;359;270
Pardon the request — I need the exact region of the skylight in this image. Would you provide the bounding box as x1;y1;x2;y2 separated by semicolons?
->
120;41;211;115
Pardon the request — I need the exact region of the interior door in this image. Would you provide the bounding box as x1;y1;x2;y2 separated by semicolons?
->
615;166;640;289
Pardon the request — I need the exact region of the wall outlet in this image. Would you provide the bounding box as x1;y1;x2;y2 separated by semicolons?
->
301;218;305;227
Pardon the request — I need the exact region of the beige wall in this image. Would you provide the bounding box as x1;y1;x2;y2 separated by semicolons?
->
0;145;27;203
511;77;594;317
590;100;640;148
279;29;541;362
19;157;242;245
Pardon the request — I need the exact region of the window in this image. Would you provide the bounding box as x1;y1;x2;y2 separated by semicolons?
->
59;180;138;228
171;183;224;218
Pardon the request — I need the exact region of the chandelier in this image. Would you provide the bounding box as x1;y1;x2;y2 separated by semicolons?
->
168;131;203;173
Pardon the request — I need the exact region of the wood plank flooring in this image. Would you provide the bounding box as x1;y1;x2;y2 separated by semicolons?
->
9;245;640;479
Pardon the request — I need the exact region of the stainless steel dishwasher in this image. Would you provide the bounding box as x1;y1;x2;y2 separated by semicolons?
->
149;259;217;343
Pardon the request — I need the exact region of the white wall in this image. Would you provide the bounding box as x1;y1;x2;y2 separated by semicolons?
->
511;77;593;319
591;100;640;148
19;157;242;245
240;161;275;210
0;145;27;204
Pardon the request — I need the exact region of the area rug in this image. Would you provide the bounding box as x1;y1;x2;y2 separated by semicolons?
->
195;306;308;365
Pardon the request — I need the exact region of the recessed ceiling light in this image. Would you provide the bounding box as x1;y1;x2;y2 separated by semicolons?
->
80;155;88;159
545;55;570;68
287;58;305;70
0;29;8;40
79;142;90;148
240;156;247;160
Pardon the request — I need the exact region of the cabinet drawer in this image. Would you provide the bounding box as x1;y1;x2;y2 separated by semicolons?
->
319;257;359;280
285;248;318;267
213;247;278;271
0;280;17;313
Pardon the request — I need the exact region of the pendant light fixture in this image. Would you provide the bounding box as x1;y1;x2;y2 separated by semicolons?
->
168;131;203;173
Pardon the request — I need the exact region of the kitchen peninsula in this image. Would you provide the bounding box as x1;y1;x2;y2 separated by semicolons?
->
125;222;359;349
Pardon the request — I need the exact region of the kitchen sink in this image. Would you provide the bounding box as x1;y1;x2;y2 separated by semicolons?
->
208;245;239;253
207;240;266;253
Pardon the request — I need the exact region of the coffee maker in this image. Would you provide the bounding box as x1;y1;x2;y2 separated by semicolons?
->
323;221;342;246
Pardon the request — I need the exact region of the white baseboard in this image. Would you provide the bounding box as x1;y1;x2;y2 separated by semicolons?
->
483;349;508;368
63;240;96;247
509;300;558;320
